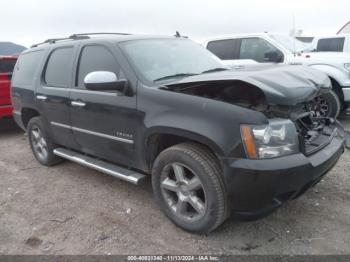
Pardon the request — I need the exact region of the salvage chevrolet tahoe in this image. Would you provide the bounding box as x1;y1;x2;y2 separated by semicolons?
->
11;33;346;233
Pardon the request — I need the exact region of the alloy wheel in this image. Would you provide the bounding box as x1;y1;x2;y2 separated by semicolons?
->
160;163;207;222
30;126;48;161
310;95;330;117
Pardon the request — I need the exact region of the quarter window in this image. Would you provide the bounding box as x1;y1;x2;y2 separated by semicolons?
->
77;45;120;88
12;51;44;86
239;38;283;63
44;47;74;88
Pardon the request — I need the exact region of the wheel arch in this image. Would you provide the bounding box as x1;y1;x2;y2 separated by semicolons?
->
144;127;224;170
308;64;345;103
21;107;40;128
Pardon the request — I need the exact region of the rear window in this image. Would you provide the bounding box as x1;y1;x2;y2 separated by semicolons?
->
12;50;44;86
0;59;16;74
44;47;74;88
316;38;345;52
207;39;239;60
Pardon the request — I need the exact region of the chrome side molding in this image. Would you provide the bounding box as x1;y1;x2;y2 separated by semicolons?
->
51;122;134;144
53;148;146;185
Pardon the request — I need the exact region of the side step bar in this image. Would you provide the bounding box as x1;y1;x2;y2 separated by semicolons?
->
53;148;146;185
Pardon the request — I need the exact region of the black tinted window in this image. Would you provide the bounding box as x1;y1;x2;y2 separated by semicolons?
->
207;39;239;60
45;47;74;88
77;45;120;88
239;38;283;63
317;38;345;52
0;59;16;73
12;51;44;86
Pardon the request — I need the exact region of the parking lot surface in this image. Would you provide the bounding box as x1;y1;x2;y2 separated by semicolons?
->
0;118;349;255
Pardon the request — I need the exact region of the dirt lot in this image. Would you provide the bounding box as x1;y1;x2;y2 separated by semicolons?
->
0;117;349;255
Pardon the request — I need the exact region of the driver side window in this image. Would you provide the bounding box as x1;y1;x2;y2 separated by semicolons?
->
76;45;121;89
239;38;283;63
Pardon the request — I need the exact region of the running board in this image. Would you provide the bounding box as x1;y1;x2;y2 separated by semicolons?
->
53;148;146;185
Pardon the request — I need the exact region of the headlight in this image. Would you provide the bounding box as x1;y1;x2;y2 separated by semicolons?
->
345;63;350;72
241;119;299;159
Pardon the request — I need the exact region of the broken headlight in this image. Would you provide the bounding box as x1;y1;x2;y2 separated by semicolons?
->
241;119;299;159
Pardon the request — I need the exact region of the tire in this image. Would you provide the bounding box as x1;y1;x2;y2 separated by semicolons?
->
311;90;341;118
152;142;228;234
27;116;62;166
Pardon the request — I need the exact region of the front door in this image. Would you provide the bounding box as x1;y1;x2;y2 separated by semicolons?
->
69;44;137;167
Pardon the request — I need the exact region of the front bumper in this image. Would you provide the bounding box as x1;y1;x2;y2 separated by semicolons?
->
221;134;345;218
342;86;350;102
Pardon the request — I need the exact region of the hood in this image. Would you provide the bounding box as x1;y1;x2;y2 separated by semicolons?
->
165;65;331;106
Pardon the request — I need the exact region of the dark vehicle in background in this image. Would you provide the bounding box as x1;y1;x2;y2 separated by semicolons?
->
0;56;17;120
11;33;346;233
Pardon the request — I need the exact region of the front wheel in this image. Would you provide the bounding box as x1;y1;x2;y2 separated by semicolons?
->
152;143;229;234
308;90;341;118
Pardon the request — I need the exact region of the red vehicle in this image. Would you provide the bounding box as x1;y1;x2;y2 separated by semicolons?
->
0;56;17;119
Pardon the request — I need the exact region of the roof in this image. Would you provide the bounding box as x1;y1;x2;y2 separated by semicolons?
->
0;55;18;60
29;33;183;49
202;32;273;43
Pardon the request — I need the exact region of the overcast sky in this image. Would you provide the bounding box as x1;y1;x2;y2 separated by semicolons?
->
1;0;349;47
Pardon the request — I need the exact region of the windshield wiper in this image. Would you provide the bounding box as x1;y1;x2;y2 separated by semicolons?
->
153;73;198;82
201;67;229;74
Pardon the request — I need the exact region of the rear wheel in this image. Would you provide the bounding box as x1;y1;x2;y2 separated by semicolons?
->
27;117;62;166
152;143;228;234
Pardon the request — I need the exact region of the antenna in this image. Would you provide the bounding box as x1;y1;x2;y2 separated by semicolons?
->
292;12;296;55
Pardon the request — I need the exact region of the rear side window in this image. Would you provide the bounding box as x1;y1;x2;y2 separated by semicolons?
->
77;45;120;88
12;50;44;86
0;59;16;74
317;38;345;52
207;39;240;60
44;47;74;88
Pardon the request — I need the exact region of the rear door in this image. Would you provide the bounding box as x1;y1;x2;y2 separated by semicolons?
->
36;44;80;149
69;43;137;167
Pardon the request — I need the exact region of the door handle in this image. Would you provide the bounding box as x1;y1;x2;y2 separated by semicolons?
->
36;95;47;101
71;101;86;107
233;65;245;70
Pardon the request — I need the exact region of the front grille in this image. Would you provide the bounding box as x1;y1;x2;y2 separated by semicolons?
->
295;113;336;155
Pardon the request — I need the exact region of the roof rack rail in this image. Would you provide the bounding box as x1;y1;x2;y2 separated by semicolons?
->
30;35;89;48
69;32;132;38
30;32;132;48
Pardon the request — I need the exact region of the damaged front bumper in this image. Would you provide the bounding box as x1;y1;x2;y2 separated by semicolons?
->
221;120;346;219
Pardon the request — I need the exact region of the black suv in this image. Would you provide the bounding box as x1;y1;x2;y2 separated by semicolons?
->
11;33;346;233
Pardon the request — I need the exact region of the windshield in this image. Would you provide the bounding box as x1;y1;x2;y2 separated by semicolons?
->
120;38;227;83
269;35;310;53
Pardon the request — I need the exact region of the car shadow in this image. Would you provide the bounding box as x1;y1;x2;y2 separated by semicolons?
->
0;118;23;137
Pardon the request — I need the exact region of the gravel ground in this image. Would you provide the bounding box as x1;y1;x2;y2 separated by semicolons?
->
0;117;349;255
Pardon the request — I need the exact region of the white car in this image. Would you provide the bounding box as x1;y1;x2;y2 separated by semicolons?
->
203;33;350;117
311;35;350;53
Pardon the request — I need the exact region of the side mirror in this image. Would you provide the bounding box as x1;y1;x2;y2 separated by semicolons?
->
264;51;283;63
84;71;128;93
